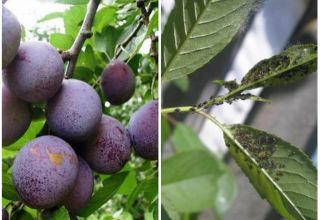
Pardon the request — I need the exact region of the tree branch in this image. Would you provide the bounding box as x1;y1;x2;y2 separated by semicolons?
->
115;2;154;58
62;0;101;79
150;35;158;66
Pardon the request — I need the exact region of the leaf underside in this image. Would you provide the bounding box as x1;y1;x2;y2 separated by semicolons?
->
223;124;317;220
241;44;317;90
161;0;256;81
162;149;236;214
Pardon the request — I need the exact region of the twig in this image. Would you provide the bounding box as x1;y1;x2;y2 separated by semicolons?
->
150;35;158;94
62;0;101;79
150;35;158;66
115;2;154;58
10;201;23;217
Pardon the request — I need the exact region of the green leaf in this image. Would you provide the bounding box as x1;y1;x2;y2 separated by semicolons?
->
128;54;142;75
5;120;46;151
50;33;74;50
118;24;148;61
118;171;137;195
2;148;18;159
144;178;158;202
161;199;180;220
63;6;86;37
38;12;65;22
126;179;147;210
42;207;70;220
93;6;117;33
162;149;236;213
171;123;237;218
77;172;128;217
116;0;135;3
173;77;190;92
11;209;33;220
54;0;88;5
240;44;317;90
78;45;96;71
147;10;158;36
2;173;19;201
94;26;123;58
73;66;95;83
145;212;154;220
171;123;204;152
161;116;170;149
161;0;257;81
223;124;317;220
207;44;317;107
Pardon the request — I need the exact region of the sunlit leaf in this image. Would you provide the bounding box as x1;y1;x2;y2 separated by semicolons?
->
50;33;74;50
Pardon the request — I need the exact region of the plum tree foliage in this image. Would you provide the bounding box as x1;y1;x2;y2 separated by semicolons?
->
2;0;158;219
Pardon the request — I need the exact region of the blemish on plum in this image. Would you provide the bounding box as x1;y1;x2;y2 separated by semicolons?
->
46;148;64;166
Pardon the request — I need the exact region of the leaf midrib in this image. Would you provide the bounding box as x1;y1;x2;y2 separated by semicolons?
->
162;0;212;78
224;125;307;220
241;53;316;90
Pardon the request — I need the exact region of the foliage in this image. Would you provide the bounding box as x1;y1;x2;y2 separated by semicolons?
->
2;0;158;219
161;0;317;219
161;0;257;81
224;124;316;220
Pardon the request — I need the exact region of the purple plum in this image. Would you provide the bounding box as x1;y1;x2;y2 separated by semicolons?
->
82;115;131;174
3;84;31;146
100;59;136;105
63;157;94;215
46;79;102;142
128;100;158;160
2;208;9;220
4;41;64;103
12;135;79;209
2;6;21;68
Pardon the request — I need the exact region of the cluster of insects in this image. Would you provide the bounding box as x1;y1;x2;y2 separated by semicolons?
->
232;127;286;182
241;54;291;86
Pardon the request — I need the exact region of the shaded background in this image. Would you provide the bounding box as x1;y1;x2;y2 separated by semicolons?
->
161;0;317;219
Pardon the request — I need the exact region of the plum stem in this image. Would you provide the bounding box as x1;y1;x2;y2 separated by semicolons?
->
114;1;154;59
62;0;101;79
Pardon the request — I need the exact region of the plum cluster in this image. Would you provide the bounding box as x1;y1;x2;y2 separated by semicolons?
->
2;5;158;217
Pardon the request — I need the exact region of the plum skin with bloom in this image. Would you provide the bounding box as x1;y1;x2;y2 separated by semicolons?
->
12;135;79;209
